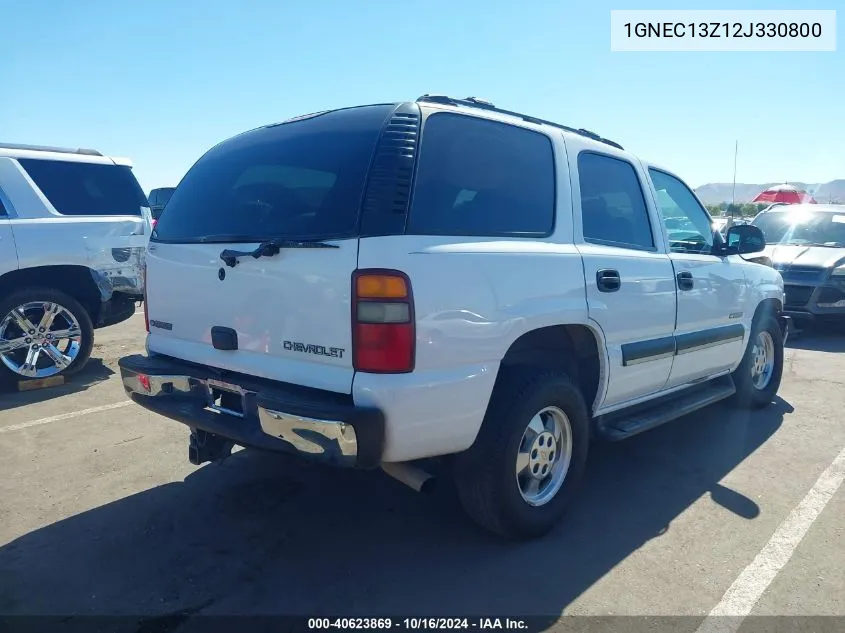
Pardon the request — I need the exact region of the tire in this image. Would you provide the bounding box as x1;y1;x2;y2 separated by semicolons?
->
0;287;94;385
452;370;590;540
730;312;784;409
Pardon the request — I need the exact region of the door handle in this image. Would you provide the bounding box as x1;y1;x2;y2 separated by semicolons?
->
596;269;621;293
677;271;694;291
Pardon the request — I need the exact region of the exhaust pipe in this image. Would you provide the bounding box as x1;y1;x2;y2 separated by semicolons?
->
381;462;436;494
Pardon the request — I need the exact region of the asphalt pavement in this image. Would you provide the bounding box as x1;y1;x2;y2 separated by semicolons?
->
1;313;843;632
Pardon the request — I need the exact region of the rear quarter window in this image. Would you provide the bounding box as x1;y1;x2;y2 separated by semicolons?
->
407;113;556;237
152;105;393;243
18;159;147;217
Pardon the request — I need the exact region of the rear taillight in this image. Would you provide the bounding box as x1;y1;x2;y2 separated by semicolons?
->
352;270;414;373
142;262;149;333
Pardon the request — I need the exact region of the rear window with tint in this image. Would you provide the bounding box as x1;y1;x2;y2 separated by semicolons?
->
407;113;555;237
152;105;393;243
18;159;147;217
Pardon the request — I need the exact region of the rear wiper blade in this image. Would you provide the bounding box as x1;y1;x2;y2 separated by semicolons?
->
219;239;339;267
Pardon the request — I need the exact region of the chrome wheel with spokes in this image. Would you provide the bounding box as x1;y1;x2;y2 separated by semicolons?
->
0;300;84;378
750;330;775;390
515;405;573;507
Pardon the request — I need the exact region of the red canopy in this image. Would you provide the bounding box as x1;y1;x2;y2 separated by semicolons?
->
751;183;817;204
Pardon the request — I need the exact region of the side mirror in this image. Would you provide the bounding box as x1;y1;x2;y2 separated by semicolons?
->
726;224;766;255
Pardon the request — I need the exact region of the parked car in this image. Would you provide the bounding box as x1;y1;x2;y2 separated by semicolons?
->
0;142;150;384
118;96;789;540
148;187;175;224
752;203;845;324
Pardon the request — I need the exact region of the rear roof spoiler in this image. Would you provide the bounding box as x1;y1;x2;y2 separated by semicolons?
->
0;142;103;157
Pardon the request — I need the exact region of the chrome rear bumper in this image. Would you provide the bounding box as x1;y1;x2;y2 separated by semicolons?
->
259;409;357;461
118;354;384;468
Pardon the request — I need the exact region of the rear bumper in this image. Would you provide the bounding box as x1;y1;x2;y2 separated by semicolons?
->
96;293;138;328
118;354;385;468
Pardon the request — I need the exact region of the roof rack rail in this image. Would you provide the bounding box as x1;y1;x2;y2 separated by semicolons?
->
0;142;103;157
415;94;624;150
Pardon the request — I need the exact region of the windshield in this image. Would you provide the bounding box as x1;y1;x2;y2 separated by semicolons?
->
149;188;175;207
753;211;845;247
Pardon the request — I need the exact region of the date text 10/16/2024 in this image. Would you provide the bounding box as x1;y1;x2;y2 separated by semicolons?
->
308;618;529;630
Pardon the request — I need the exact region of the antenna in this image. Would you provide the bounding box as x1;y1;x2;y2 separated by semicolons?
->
730;140;738;224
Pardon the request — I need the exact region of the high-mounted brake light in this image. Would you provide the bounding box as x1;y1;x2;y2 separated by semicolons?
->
352;270;414;373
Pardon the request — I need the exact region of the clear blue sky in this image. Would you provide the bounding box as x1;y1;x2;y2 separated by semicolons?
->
2;0;842;194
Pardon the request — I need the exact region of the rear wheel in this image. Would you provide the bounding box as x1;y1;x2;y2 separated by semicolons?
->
453;370;590;540
731;313;784;409
0;287;94;385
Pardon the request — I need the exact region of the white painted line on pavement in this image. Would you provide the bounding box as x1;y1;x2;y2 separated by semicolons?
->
0;401;132;433
696;445;845;633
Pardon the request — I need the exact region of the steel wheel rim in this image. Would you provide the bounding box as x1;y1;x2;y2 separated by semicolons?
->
515;405;573;507
751;330;775;390
0;301;82;378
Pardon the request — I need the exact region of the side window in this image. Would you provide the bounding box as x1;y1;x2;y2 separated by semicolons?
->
17;159;147;217
649;168;714;254
407;113;555;237
578;152;655;250
0;193;6;216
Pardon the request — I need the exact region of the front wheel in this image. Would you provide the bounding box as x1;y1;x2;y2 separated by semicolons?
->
731;313;784;409
0;287;94;385
453;370;590;540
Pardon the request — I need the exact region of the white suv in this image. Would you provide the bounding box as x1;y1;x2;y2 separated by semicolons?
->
119;96;790;540
0;142;150;385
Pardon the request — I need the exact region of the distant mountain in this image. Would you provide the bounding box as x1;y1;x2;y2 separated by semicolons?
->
694;180;845;205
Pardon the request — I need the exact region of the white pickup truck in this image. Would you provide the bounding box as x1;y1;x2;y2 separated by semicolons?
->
119;96;790;540
0;143;150;385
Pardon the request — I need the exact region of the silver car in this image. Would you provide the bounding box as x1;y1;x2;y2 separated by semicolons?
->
752;204;845;323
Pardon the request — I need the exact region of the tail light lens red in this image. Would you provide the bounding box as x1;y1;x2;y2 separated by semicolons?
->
138;373;151;392
352;270;414;373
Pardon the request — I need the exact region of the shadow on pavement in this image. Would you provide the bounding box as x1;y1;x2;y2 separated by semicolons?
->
786;323;845;353
0;397;791;626
0;358;114;412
